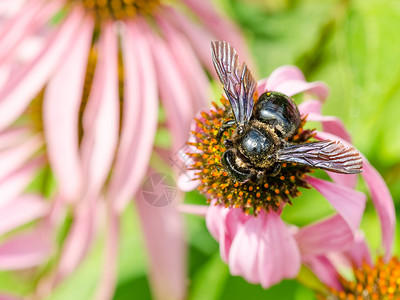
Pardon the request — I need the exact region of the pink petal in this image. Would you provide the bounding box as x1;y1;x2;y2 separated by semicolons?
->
148;25;193;148
306;113;352;142
344;232;372;268
362;159;395;262
162;7;215;73
272;80;329;100
0;133;43;182
0;8;84;131
94;207;119;300
178;204;208;216
80;21;119;198
0;127;30;151
295;214;355;255
56;198;98;281
228;214;261;284
257;211;301;288
205;202;233;262
305;111;357;189
177;170;200;192
156;14;210;112
43;16;93;202
0;294;22;300
298;99;322;115
0;0;61;66
315;131;395;261
109;19;158;212
181;0;251;68
136;190;187;300
0;157;44;206
266;66;305;91
307;177;366;234
302;255;342;290
0;228;52;270
0;194;49;235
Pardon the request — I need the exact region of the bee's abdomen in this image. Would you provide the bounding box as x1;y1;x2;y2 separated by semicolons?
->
253;91;300;138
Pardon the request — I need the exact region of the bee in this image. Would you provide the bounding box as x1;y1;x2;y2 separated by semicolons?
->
211;41;363;183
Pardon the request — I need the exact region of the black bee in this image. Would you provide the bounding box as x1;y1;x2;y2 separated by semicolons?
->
211;41;363;183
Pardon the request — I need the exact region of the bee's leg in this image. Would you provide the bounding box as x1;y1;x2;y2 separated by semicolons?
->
221;148;253;183
271;163;281;177
216;119;236;142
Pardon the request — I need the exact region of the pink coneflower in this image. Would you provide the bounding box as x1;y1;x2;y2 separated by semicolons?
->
0;1;248;299
305;201;397;299
178;44;394;288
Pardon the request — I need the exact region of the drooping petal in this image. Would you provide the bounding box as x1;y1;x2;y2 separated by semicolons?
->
306;113;352;142
136;190;187;300
0;0;61;65
0;8;84;131
80;21;119;198
205;201;233;262
307;177;366;234
298;99;322;115
0;194;49;235
343;232;372;268
266;65;305;91
295;214;355;255
257;211;301;288
362;160;395;262
302;255;342;290
162;6;215;73
0;228;52;270
273;80;329;100
315;131;395;261
156;14;210;112
94;205;119;300
0;156;44;207
110;19;158;212
43;16;93;202
178;204;208;216
228;214;261;284
181;0;250;67
148;26;193;148
304;112;357;189
56;198;98;281
0;133;43;182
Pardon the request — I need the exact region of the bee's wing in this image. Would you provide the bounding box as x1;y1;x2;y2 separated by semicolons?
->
276;140;363;174
211;41;256;126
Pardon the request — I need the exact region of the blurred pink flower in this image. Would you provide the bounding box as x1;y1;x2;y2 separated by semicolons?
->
0;0;248;299
178;65;395;288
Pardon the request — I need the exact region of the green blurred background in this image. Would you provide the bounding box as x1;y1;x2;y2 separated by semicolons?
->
2;0;400;299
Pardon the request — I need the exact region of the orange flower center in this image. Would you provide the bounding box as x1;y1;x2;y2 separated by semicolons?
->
67;0;161;20
186;97;316;215
320;257;400;300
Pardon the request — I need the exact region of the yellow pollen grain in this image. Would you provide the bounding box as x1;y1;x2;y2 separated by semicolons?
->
285;190;290;195
290;176;295;181
280;176;285;180
227;194;233;199
264;183;269;188
256;192;260;198
239;191;243;197
267;196;271;201
249;186;253;191
274;189;280;194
